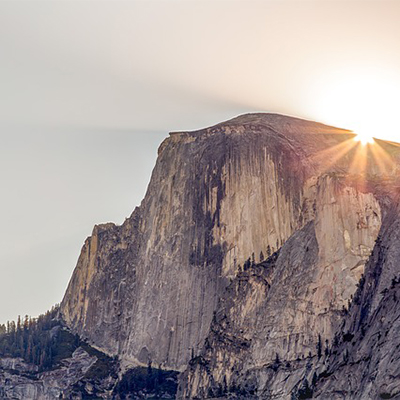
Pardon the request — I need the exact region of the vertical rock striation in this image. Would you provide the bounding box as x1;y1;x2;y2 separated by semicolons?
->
178;174;384;399
311;190;400;400
60;112;400;388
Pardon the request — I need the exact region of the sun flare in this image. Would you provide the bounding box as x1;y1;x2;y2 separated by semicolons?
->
354;133;374;145
311;67;400;144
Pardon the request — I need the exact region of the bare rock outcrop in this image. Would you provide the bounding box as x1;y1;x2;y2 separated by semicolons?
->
59;114;400;382
310;196;400;400
1;113;399;398
0;347;97;399
178;174;386;399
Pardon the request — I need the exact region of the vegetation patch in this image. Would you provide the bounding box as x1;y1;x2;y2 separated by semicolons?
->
0;306;81;371
113;364;179;399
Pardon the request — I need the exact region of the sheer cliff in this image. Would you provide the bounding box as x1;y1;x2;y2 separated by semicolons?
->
53;113;400;399
311;194;400;400
59;115;346;369
178;180;399;399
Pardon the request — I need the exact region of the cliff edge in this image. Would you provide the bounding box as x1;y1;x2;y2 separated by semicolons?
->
57;113;400;398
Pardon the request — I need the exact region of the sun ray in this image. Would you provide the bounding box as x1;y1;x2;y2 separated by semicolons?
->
369;140;395;176
311;138;358;173
348;141;369;176
379;139;400;148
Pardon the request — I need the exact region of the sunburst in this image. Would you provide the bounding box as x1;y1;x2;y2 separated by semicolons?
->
312;132;395;177
354;133;374;146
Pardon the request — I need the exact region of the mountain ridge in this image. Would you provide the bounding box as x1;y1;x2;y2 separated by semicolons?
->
2;112;400;398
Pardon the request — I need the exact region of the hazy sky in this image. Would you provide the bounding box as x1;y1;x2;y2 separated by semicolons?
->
1;0;400;322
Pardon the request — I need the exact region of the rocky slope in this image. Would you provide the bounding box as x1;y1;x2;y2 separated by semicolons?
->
5;113;400;398
311;192;400;400
0;347;98;399
0;318;178;399
60;113;375;372
177;178;397;399
176;123;400;398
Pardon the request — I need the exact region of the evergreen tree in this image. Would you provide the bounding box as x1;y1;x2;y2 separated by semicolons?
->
298;378;313;399
17;315;21;332
23;315;29;331
0;305;69;372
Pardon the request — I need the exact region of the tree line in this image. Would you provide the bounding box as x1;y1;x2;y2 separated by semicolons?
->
0;305;79;371
237;239;285;274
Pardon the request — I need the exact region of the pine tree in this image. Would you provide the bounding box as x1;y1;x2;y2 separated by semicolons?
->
23;315;29;331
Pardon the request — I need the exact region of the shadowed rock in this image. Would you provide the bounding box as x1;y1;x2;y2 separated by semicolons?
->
53;113;400;399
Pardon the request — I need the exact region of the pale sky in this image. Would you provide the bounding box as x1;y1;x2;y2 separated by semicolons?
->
1;0;400;322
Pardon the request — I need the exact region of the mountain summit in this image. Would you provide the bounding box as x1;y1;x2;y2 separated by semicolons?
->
2;113;400;398
59;114;360;368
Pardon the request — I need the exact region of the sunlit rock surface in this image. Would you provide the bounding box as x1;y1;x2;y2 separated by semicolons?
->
178;177;387;399
311;199;400;400
55;113;400;398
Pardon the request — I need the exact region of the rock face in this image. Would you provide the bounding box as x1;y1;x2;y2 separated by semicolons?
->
177;177;387;399
0;347;97;399
177;153;400;397
61;114;400;376
56;113;400;398
311;195;400;400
